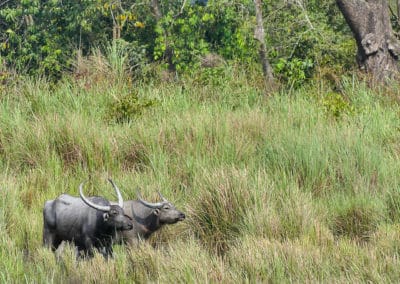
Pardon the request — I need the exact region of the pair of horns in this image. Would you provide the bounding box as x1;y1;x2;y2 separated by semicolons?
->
137;190;169;209
79;179;124;212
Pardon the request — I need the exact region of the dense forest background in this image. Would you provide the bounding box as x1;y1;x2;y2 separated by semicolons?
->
2;1;400;283
1;0;355;84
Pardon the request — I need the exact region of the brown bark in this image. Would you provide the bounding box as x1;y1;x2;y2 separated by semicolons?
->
336;0;400;82
254;0;274;85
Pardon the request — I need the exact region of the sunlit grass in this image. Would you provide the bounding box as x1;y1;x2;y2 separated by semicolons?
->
1;62;400;282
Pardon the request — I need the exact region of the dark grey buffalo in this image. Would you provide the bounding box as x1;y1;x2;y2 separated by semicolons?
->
114;189;185;246
42;179;133;258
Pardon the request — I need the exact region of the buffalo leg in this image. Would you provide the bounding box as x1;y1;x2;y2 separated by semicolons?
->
83;237;94;258
103;245;113;259
43;227;61;252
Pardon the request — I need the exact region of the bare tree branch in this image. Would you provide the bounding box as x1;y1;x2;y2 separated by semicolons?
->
173;0;187;19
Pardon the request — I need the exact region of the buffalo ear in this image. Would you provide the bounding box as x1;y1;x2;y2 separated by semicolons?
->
103;213;109;221
153;208;160;216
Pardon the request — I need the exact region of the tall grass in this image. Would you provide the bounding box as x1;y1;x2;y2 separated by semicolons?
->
1;49;400;282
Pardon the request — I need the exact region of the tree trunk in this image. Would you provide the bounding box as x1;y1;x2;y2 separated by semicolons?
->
254;0;275;85
336;0;400;82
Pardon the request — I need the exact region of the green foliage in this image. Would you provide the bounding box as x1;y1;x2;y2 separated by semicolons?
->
201;1;255;61
0;0;355;84
153;1;256;71
265;0;354;88
274;58;313;88
321;92;355;118
106;92;157;123
0;0;111;77
192;65;227;86
103;39;147;78
154;5;210;71
149;0;354;81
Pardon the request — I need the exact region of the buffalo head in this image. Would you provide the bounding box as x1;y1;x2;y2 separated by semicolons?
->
79;179;133;231
137;191;185;224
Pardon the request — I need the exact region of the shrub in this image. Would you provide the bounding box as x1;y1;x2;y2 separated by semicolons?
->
321;92;355;118
106;92;157;123
274;58;314;89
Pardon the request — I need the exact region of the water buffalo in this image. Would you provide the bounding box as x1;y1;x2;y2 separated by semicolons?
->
42;179;133;259
113;188;185;246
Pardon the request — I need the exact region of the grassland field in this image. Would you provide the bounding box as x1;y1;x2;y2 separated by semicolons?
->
1;58;400;282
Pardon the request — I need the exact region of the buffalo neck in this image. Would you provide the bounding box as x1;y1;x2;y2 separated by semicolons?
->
131;203;161;235
93;209;117;238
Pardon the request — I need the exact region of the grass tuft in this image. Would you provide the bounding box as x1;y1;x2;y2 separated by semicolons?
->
188;167;252;255
329;195;385;242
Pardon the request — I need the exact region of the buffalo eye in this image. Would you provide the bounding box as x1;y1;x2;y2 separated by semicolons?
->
163;206;170;210
110;209;118;215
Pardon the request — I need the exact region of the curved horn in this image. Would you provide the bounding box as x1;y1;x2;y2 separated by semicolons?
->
136;189;163;208
158;192;168;203
107;178;124;208
79;181;111;212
